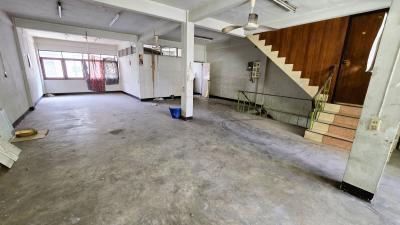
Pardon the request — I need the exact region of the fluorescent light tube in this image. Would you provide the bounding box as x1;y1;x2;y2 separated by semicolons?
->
57;1;62;19
109;13;120;27
271;0;296;12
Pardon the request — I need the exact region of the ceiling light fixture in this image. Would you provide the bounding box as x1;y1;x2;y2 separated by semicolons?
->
109;13;120;27
57;1;62;19
270;0;296;12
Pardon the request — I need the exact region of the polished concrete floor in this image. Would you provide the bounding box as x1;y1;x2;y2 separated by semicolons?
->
0;93;399;225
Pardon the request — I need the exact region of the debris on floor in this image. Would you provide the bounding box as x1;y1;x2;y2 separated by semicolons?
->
153;97;164;101
15;128;38;138
0;139;21;168
11;129;49;143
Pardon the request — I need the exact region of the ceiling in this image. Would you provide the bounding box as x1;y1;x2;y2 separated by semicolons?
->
0;0;392;43
214;0;390;27
0;0;169;34
160;26;232;44
151;0;211;10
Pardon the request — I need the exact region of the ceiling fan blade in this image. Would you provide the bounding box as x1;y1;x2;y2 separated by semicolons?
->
222;25;243;33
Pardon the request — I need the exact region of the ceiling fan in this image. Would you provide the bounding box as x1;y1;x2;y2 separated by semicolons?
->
221;0;296;35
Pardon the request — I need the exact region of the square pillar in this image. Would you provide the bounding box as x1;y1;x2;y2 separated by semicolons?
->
180;13;194;120
341;0;400;201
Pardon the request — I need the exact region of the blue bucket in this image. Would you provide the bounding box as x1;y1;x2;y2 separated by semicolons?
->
169;107;181;119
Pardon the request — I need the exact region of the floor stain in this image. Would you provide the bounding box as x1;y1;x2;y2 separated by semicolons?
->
109;129;125;135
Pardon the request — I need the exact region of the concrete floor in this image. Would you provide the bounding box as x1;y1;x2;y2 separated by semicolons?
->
0;93;399;225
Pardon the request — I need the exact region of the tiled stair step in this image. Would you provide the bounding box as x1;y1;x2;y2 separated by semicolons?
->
317;112;360;129
311;121;356;140
323;103;362;118
304;130;353;150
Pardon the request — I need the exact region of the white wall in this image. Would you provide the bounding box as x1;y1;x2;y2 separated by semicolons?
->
0;11;30;123
140;54;183;99
207;38;312;127
118;42;141;98
35;37;122;93
16;28;43;105
194;44;207;62
116;39;206;100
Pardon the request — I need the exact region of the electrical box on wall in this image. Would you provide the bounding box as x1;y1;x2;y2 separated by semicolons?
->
369;117;381;131
247;61;260;83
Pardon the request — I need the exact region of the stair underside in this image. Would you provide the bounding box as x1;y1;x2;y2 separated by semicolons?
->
247;34;318;98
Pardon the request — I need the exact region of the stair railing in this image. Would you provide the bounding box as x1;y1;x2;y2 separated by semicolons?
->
237;90;311;127
309;65;337;129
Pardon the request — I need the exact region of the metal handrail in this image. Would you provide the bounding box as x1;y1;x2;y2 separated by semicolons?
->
309;65;337;129
237;90;312;126
236;65;337;129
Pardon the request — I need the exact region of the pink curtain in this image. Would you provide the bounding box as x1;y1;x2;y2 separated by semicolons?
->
86;56;105;92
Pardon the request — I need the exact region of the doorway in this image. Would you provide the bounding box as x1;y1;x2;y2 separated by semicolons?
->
333;10;387;105
193;62;210;97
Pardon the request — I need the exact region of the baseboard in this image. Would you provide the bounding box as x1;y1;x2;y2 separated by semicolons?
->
121;91;141;101
140;96;181;102
209;95;236;102
181;116;193;121
340;181;374;202
12;109;31;128
46;91;124;96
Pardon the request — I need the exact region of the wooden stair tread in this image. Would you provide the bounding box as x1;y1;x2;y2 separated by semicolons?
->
314;120;357;130
321;110;361;119
306;129;354;143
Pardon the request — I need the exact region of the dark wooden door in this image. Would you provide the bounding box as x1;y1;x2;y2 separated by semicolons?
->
333;10;386;105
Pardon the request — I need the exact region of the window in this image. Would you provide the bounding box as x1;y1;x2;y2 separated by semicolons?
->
62;52;85;59
39;50;117;80
42;59;64;78
65;60;84;78
161;47;177;56
39;51;62;58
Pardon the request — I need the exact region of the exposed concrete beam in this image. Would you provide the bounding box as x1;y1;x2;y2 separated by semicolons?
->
91;0;245;38
14;18;137;42
195;18;245;38
189;0;247;22
92;0;186;22
139;22;180;42
266;0;391;29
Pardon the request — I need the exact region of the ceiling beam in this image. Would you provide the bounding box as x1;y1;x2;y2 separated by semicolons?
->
189;0;247;22
91;0;246;38
139;22;180;42
266;0;391;29
92;0;187;22
13;18;137;42
195;18;245;37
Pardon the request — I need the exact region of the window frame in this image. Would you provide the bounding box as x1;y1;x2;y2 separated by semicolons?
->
39;50;118;80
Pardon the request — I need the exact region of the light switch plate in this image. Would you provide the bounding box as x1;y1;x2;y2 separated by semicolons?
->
369;117;381;131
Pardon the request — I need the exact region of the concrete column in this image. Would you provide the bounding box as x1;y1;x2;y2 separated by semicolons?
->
341;0;400;201
180;12;194;119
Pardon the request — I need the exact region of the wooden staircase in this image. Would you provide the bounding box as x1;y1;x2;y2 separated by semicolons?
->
247;34;319;98
304;103;362;150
